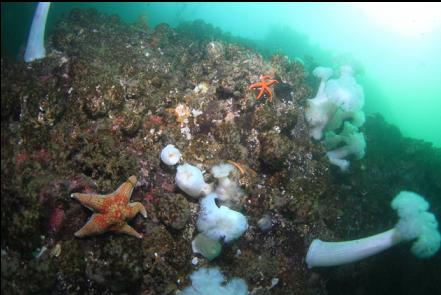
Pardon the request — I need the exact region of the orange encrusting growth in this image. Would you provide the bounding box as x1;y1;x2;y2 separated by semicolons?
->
71;175;147;239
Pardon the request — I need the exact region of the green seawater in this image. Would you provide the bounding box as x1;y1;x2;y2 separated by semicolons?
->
2;2;440;147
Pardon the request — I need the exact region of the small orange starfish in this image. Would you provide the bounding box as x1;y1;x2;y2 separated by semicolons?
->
71;176;147;239
249;75;278;102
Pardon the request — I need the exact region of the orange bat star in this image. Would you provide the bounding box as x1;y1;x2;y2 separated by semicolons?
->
71;176;147;239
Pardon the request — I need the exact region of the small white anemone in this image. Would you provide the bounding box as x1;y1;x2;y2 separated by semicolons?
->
160;144;181;166
176;164;211;198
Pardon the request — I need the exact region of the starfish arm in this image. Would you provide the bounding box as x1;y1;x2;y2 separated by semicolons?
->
257;87;266;100
249;82;262;90
264;87;274;102
268;90;274;102
267;80;278;86
110;176;137;203
112;223;143;239
74;213;110;238
71;193;106;212
126;202;147;219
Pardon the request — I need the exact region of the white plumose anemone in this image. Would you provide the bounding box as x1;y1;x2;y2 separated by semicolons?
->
180;267;248;295
306;191;440;268
197;193;248;243
24;2;51;62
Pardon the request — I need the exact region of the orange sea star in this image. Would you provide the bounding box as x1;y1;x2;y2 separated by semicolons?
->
249;75;278;102
71;176;147;239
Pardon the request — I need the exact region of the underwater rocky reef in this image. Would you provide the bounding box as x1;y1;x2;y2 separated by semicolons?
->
1;9;440;295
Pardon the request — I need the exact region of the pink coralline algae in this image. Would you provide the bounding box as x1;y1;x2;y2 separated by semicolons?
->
111;116;125;131
144;192;155;203
15;152;29;166
15;149;51;167
32;148;51;164
149;115;163;125
161;181;175;193
49;206;65;233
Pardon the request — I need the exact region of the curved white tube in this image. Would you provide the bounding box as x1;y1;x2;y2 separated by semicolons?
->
306;228;401;268
24;2;51;62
